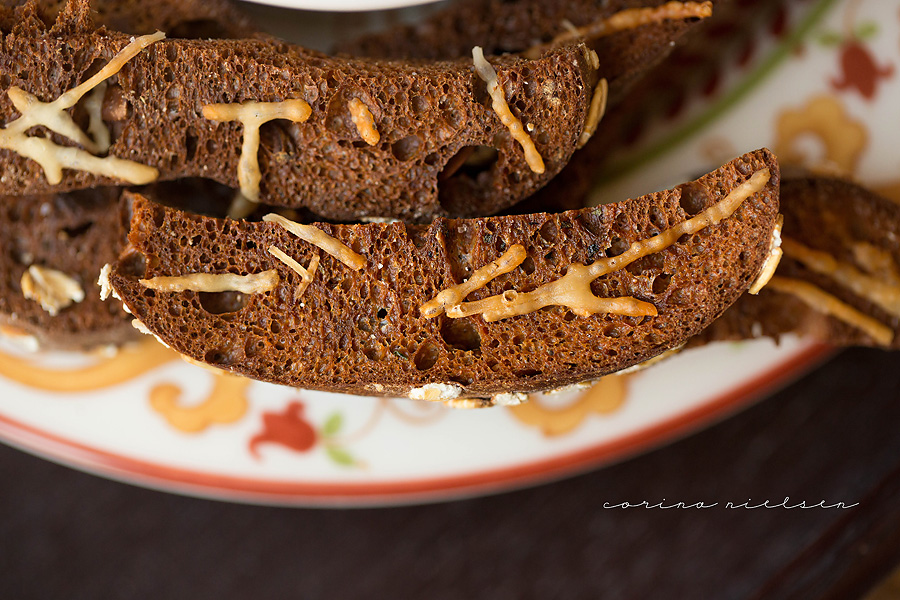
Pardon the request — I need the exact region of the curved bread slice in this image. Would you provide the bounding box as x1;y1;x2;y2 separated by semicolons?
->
339;0;709;107
0;6;598;221
694;176;900;349
106;149;780;400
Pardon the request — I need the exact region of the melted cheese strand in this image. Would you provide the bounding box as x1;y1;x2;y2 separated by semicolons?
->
782;237;900;319
448;263;657;321
348;98;380;146
748;215;783;295
525;2;712;58
0;134;159;184
0;32;163;184
421;244;526;319
448;168;769;322
585;169;770;280
84;82;111;154
472;47;545;174
577;78;607;149
140;270;280;294
268;246;312;282
767;276;894;346
263;213;365;270
203;100;312;202
294;254;320;301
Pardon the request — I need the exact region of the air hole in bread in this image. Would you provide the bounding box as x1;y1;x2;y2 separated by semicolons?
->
413;340;440;370
198;291;250;315
61;222;93;238
204;347;236;366
649;206;667;229
514;368;541;378
538;220;559;244
376;307;388;319
391;134;423;162
521;255;535;275
119;250;147;278
185;132;199;161
438;145;499;181
678;182;710;216
607;237;629;257
652;274;672;294
365;342;388;362
441;318;481;352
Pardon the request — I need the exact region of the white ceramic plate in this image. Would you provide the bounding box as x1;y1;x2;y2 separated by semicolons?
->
0;0;895;506
239;0;443;13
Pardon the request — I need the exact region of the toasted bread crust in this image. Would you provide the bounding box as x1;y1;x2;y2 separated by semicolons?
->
694;176;900;348
339;0;706;108
107;149;780;398
0;6;598;221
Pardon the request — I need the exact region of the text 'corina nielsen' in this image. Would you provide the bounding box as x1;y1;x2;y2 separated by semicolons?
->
600;497;859;510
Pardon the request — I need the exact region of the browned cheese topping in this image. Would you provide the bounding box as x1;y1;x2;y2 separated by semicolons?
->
263;213;366;270
0;32;163;185
420;244;526;318
472;47;545;174
443;168;770;322
852;242;900;286
525;1;713;58
202;100;312;202
767;276;894;346
748;214;783;295
578;78;608;149
140;270;280;294
21;265;85;316
268;246;321;301
782;237;900;319
348;98;380;146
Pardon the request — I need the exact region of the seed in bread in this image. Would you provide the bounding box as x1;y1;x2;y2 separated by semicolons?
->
105;149;780;399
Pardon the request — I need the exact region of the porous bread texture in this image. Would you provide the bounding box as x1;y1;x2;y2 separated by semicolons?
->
693;177;900;349
0;0;261;352
0;7;598;221
108;149;780;399
337;0;708;107
0;188;135;350
1;0;258;39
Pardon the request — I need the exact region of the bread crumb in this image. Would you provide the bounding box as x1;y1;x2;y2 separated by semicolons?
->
409;382;463;402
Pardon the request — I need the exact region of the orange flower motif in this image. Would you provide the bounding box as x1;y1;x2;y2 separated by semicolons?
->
508;375;630;437
774;95;867;176
0;338;176;392
149;374;250;433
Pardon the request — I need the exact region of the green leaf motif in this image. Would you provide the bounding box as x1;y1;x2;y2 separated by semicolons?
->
855;21;878;41
326;445;356;467
322;412;343;436
817;30;843;46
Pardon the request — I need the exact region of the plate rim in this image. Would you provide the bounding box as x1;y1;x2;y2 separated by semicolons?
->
0;343;831;507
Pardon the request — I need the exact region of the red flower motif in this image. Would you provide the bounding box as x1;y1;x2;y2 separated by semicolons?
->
249;401;318;458
831;41;894;100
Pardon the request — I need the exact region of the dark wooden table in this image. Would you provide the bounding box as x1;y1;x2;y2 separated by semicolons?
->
2;347;899;600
